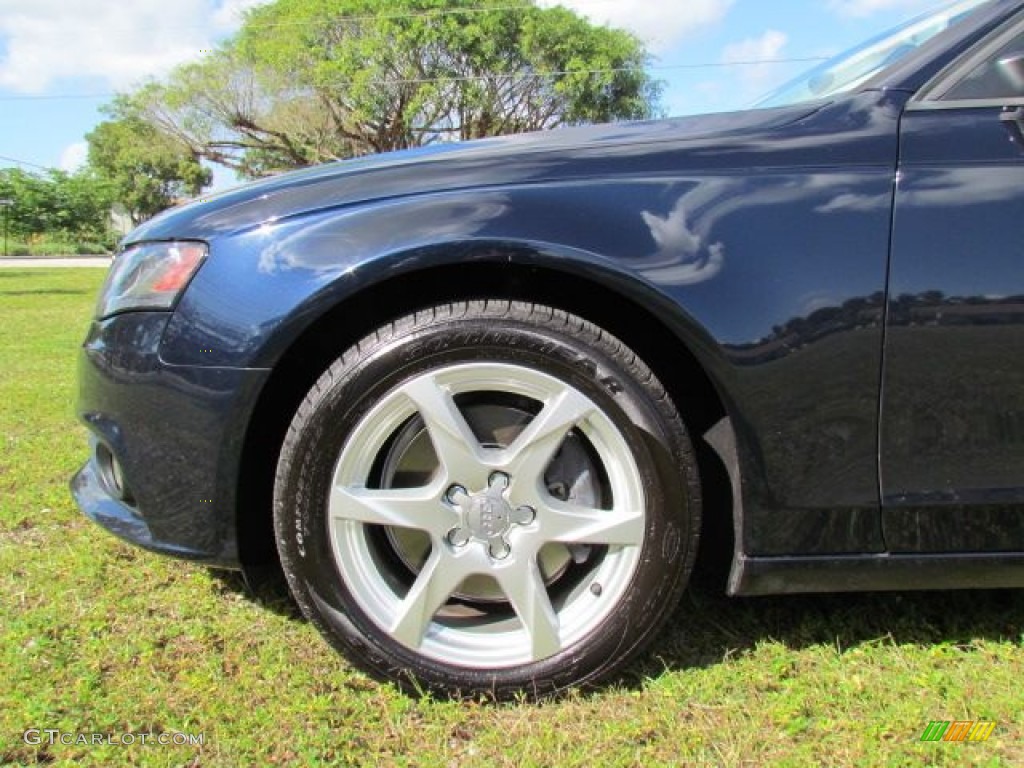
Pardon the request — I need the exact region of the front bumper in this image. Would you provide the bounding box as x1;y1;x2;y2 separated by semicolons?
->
71;312;271;567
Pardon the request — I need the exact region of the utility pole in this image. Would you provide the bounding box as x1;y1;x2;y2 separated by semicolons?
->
0;199;11;258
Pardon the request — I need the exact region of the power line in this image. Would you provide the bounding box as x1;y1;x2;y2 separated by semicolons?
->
209;3;547;30
0;56;827;102
0;154;54;171
0;93;113;102
281;57;828;88
3;3;642;34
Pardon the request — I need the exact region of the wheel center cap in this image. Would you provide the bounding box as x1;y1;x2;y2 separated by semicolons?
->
467;494;513;539
445;473;536;560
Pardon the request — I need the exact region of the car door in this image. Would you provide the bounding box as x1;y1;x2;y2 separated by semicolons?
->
882;15;1024;552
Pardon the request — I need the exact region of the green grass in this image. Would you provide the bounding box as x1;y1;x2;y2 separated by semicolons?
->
1;269;1021;767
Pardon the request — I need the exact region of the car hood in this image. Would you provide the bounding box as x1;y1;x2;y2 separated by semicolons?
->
127;104;819;243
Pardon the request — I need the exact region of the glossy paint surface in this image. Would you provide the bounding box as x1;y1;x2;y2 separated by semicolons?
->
882;104;1024;552
72;0;1024;592
154;92;904;558
74;312;268;564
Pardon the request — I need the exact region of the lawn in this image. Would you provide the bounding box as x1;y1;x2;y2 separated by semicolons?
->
0;269;1021;767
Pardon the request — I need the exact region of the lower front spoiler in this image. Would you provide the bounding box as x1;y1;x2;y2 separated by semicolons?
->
71;458;237;566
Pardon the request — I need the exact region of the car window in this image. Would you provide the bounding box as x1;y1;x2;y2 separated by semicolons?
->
756;0;990;109
940;26;1024;100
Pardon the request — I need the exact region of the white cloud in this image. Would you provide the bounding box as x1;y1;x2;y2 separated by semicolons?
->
212;0;270;31
58;141;88;172
0;0;265;94
722;29;789;91
537;0;734;52
827;0;934;18
0;1;727;93
722;29;788;65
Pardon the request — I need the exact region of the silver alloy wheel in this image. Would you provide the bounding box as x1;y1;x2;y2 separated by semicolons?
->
328;362;646;668
379;406;598;603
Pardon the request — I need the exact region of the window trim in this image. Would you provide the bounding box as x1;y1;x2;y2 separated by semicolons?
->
910;8;1024;110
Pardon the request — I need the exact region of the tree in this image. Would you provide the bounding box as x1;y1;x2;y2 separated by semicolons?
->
122;0;661;177
0;167;115;242
86;115;212;223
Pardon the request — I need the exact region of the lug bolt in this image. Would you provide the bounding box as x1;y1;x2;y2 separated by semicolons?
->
488;472;510;491
446;485;469;505
447;527;471;547
512;505;535;525
488;540;511;560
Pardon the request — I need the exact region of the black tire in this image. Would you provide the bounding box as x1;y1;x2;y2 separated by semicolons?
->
273;301;700;698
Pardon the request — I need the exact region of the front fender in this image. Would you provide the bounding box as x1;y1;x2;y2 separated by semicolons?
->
162;168;892;558
158;181;732;370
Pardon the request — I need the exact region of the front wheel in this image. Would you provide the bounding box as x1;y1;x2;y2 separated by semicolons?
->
273;301;700;697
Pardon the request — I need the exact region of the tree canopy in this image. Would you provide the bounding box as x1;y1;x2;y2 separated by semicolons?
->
86;116;212;224
0;167;115;244
121;0;661;177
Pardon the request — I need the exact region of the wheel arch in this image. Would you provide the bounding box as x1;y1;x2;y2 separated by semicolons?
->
236;254;737;592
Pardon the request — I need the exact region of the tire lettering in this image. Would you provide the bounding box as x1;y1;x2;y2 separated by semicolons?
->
662;525;681;561
601;376;624;395
574;356;597;377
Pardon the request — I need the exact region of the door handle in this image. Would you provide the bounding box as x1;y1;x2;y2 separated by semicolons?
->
1000;106;1024;147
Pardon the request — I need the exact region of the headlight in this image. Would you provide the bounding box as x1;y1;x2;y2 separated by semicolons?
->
96;241;207;319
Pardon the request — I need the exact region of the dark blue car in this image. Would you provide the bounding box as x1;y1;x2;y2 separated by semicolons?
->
73;0;1024;697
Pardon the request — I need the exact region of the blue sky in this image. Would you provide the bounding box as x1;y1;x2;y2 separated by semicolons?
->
0;0;948;190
